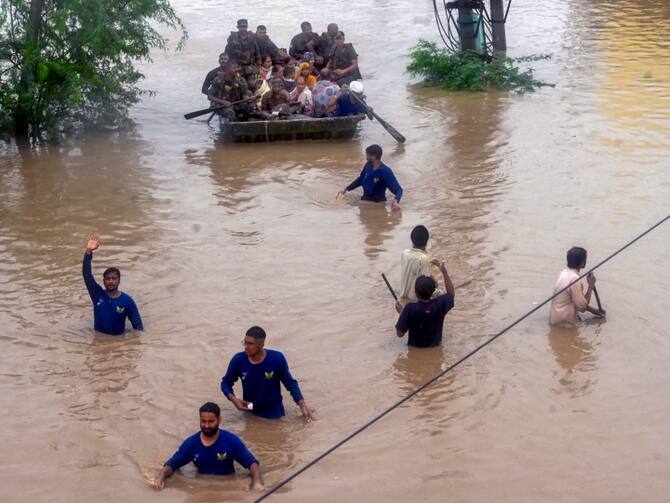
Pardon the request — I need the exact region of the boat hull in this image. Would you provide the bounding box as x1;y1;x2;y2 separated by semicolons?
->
219;114;366;143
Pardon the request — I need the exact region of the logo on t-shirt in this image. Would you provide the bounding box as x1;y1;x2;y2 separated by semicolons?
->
241;372;248;380
116;306;125;314
216;452;228;461
373;177;380;183
264;371;274;379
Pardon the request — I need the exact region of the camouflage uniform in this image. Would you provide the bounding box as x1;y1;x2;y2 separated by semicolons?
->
329;43;363;86
209;72;252;121
225;31;261;89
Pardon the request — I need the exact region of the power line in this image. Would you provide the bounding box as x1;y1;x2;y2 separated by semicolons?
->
254;213;670;502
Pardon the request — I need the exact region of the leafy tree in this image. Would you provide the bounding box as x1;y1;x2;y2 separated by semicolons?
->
0;0;186;138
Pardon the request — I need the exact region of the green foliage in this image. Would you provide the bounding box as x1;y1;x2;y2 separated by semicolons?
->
407;39;552;93
0;0;187;139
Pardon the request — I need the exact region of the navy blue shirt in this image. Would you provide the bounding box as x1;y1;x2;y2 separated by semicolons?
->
165;430;258;475
82;253;143;335
221;349;304;419
396;293;455;347
345;162;403;202
334;92;367;117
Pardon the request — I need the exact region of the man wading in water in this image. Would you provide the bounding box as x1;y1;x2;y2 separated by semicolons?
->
82;235;143;335
395;262;455;348
337;144;403;210
549;246;605;326
149;402;263;490
221;326;313;421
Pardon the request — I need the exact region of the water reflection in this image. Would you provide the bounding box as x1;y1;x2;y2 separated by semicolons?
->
357;202;402;260
548;323;599;397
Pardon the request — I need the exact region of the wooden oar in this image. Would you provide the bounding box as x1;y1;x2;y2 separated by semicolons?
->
593;286;604;315
351;93;406;144
184;97;255;120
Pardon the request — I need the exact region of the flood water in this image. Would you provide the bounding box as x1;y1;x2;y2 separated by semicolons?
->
1;0;669;501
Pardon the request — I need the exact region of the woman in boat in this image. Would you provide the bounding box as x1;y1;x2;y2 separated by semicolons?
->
289;76;314;116
298;63;317;89
259;55;273;81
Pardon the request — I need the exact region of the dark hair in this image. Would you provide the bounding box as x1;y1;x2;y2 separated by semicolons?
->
103;267;120;278
219;52;227;59
410;225;429;248
335;31;345;39
257;25;267;31
246;326;267;340
199;402;221;417
365;144;383;160
319;68;331;80
284;66;295;78
566;247;587;269
272;64;283;73
301;21;312;30
415;275;436;300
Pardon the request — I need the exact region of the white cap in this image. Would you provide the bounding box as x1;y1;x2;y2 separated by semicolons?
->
349;81;364;94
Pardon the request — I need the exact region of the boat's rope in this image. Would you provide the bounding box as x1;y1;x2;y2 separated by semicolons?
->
253;213;670;502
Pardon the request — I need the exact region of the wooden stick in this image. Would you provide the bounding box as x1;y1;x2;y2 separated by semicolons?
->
381;273;398;301
593;285;604;313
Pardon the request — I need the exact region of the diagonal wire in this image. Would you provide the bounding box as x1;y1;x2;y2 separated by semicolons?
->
254;213;670;502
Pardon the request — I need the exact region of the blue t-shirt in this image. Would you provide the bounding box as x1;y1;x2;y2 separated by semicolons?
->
165;430;258;475
396;293;455;347
82;253;143;336
221;349;304;419
334;92;367;116
345;162;403;202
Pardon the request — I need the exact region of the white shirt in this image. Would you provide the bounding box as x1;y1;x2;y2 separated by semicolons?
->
549;268;589;326
400;248;432;301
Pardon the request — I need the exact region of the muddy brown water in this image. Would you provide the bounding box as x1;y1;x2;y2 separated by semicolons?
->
1;0;669;501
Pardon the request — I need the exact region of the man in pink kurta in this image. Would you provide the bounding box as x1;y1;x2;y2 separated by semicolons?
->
549;247;603;326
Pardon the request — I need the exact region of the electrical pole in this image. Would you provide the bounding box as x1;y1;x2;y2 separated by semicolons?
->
490;0;507;55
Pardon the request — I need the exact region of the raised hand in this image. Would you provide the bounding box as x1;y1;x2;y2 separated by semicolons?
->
86;234;100;253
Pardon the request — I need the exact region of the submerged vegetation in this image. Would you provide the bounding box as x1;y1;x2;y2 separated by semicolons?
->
407;39;552;93
0;0;187;140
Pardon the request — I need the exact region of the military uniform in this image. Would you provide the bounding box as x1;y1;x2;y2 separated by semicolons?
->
224;32;260;89
289;32;319;59
315;33;336;67
329;43;362;85
208;72;252;121
256;35;280;63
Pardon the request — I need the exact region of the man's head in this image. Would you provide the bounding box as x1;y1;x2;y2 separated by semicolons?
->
256;25;267;38
349;80;364;97
365;144;383;163
415;275;437;301
301;21;312;35
243;326;267;357
237;18;248;35
102;267;120;292
199;402;221;437
287;57;297;68
271;78;284;93
410;225;429;249
327;23;339;36
319;68;332;81
225;62;239;78
284;66;296;79
335;31;345;45
218;52;229;68
567;246;587;270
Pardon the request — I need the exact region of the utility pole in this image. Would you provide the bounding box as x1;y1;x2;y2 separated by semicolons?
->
489;0;507;56
448;1;481;51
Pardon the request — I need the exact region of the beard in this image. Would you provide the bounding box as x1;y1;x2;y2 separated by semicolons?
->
201;426;219;437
